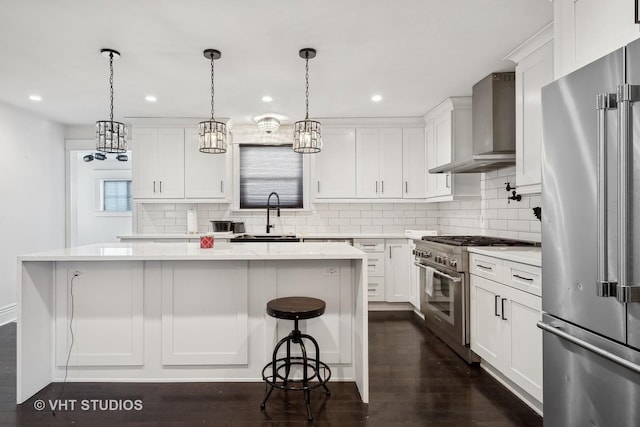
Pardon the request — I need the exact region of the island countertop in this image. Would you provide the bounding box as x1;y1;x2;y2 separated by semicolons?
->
19;241;367;262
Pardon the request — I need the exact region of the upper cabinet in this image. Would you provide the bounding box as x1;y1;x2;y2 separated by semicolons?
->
554;0;639;78
312;127;357;199
423;97;480;201
505;23;554;195
402;128;427;198
184;128;231;200
132;127;185;199
132;125;229;201
356;128;403;199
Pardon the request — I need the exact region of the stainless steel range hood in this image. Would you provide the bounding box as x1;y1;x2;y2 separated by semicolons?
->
429;72;515;174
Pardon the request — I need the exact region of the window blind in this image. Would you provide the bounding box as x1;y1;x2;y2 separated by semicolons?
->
239;145;303;209
103;180;132;211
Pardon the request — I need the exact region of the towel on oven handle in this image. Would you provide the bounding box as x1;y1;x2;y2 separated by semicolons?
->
424;266;434;297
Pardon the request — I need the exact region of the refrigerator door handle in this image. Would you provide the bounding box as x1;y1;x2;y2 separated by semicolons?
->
538;321;640;375
595;93;618;298
616;84;640;303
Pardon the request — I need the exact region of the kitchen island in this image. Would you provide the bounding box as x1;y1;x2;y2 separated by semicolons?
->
17;242;368;404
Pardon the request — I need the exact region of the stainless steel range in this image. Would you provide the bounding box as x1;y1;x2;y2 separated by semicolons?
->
414;235;538;363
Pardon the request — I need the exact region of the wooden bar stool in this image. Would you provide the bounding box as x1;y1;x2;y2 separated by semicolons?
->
260;296;331;421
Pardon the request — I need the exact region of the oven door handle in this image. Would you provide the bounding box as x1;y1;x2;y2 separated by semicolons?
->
414;262;462;282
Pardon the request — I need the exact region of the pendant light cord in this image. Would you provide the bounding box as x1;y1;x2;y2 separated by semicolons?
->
109;51;114;123
210;56;216;120
304;53;310;120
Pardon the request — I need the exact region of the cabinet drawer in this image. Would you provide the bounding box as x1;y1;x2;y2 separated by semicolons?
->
354;239;385;253
367;276;385;302
469;253;503;281
504;261;541;297
365;253;385;277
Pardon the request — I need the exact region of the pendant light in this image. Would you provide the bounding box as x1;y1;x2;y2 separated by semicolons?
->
96;49;127;153
199;49;227;154
293;48;322;153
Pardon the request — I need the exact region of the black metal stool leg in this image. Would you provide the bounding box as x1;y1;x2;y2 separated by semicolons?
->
303;333;331;396
298;338;313;421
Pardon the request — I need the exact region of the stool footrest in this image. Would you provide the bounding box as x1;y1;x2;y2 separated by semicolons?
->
261;357;332;391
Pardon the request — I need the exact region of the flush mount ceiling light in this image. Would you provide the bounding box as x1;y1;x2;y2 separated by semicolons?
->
261;95;273;103
371;94;383;102
29;95;42;102
293;48;321;154
257;116;280;134
198;49;227;154
96;49;127;153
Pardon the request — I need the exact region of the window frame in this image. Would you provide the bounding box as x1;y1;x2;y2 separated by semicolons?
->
96;178;133;216
232;142;310;212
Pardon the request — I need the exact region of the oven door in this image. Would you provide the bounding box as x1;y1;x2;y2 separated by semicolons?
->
415;260;465;344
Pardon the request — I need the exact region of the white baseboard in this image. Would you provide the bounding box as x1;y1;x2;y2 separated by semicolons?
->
368;302;414;311
0;303;17;326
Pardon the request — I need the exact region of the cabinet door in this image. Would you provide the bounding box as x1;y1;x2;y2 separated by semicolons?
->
432;112;453;197
156;128;185;199
184;128;228;199
355;128;381;198
384;243;411;302
425;122;437;197
379;128;403;198
505;286;543;402
515;40;553;194
314;128;356;198
132;128;160;198
470;275;505;368
402;128;426;198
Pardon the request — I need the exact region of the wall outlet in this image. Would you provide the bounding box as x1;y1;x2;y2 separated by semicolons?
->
325;267;339;276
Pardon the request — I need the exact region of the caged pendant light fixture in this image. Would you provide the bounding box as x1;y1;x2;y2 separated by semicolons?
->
293;48;322;153
199;49;227;154
96;49;127;153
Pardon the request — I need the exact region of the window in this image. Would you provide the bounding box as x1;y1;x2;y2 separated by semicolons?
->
239;144;303;209
102;180;132;211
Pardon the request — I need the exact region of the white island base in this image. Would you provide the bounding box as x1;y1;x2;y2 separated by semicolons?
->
17;242;368;405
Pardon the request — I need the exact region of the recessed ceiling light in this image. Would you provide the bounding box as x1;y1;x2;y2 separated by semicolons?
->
145;95;157;103
262;95;273;103
29;95;42;102
371;94;383;102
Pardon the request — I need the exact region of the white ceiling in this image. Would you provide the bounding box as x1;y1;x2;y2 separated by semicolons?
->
0;0;553;127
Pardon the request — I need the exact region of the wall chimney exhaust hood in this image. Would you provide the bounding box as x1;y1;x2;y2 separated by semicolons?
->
430;72;515;174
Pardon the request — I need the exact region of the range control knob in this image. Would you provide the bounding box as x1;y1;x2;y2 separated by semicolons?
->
449;258;457;268
434;255;443;263
425;250;432;258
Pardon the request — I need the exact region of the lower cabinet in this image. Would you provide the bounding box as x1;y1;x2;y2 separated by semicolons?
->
355;239;412;304
470;253;543;406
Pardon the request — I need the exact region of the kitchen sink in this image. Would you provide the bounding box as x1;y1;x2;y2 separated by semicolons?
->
230;234;300;243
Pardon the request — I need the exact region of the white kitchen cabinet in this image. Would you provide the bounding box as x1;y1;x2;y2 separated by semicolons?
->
354;239;385;302
505;23;554;195
355;128;403;199
402;128;427;198
423;97;480;201
384;241;412;302
408;241;420;309
132;127;185;199
470;253;543;407
554;0;640;78
184;127;230;200
313;127;357;199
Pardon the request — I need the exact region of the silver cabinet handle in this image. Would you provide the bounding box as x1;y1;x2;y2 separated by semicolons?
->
317;181;320;193
381;180;384;193
153;181;156;193
446;174;450;188
501;298;507;320
538;321;640;375
413;262;461;282
375;181;378;193
221;180;224;193
494;295;500;317
389;246;392;259
405;181;408;194
616;84;640;302
476;264;493;271
159;181;163;193
513;274;534;282
596;92;617;298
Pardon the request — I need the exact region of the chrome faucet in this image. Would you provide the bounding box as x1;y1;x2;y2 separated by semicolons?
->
266;192;280;233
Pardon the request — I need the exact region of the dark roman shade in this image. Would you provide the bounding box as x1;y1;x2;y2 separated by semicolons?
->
239;144;303;209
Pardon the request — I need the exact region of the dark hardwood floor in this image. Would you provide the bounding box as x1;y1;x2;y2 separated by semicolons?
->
0;312;542;426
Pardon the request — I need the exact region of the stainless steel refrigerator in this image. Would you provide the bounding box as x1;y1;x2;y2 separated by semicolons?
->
540;38;640;426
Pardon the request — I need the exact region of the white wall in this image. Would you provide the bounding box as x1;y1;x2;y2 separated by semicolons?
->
70;151;132;246
0;101;65;324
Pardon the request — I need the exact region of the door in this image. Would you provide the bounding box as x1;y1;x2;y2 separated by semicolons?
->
385;243;411;302
622;38;640;350
355;128;380;198
184;128;227;199
379;128;403;198
432;112;452;197
541;47;625;342
132;128;159;198
156;128;184;198
470;275;504;368
402;128;427;198
313;127;356;198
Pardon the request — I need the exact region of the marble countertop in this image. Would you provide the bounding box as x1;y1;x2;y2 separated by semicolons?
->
467;246;542;267
19;242;367;262
117;230;437;241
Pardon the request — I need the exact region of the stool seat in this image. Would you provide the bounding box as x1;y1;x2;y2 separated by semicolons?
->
266;296;326;320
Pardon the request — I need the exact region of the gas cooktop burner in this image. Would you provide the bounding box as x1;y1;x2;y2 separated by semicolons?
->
420;235;538;247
